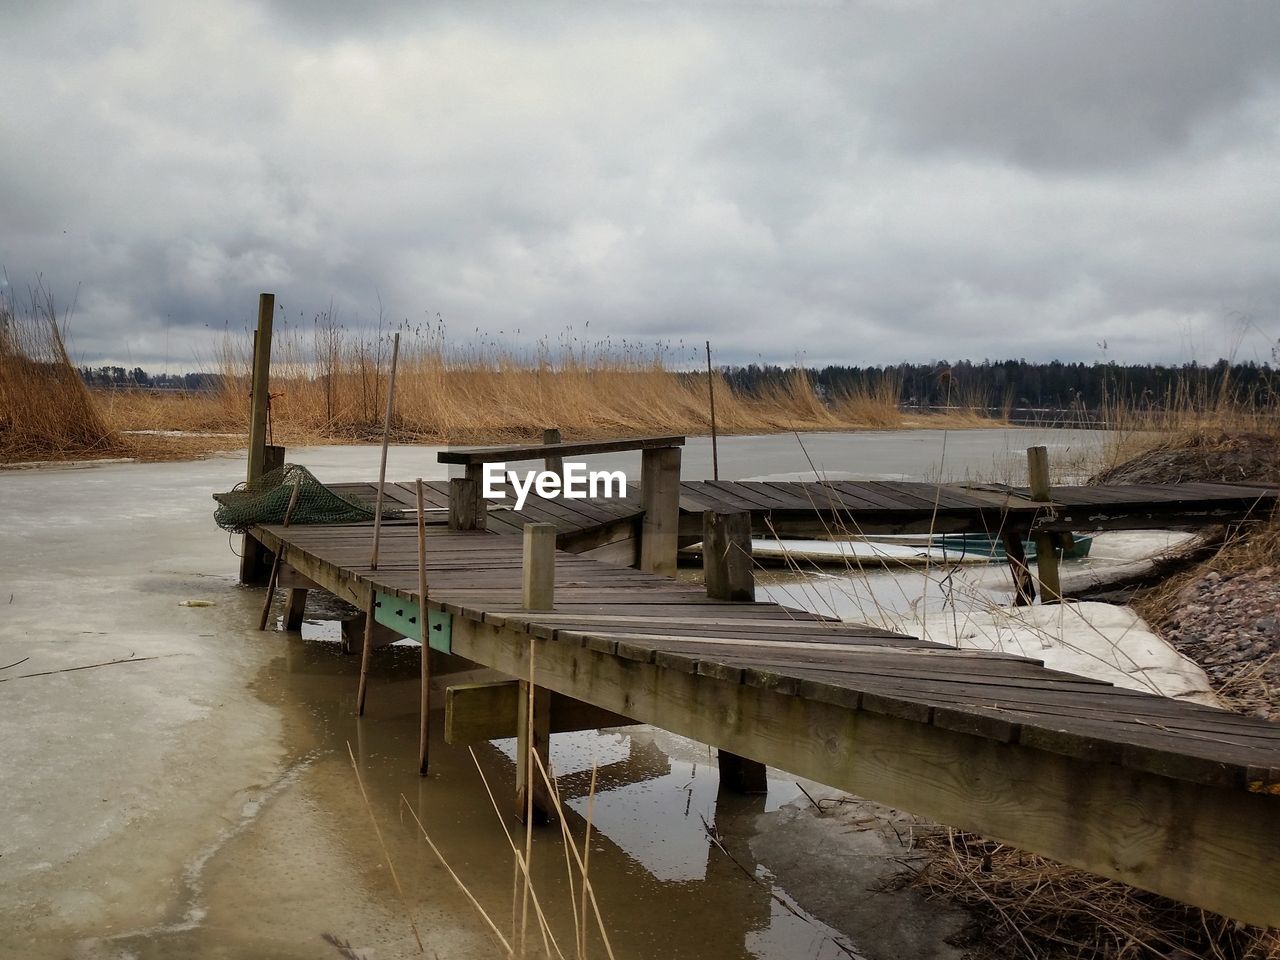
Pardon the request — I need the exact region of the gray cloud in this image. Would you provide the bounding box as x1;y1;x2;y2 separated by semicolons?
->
0;0;1276;370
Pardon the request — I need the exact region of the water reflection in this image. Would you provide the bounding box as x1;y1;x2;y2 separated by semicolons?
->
246;634;867;959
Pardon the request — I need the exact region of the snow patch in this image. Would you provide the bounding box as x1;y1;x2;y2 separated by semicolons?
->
881;601;1219;706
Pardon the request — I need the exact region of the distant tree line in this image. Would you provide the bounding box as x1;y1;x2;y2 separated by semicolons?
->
722;359;1278;410
78;366;221;391
80;358;1278;410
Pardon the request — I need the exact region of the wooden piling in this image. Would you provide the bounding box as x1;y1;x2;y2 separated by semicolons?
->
417;478;431;776
639;445;682;577
283;588;308;631
239;292;277;585
369;332;401;571
703;510;754;602
448;464;487;530
518;522;556;821
1027;445;1062;603
706;341;719;481
245;293;275;486
1001;530;1037;606
522;522;556;611
703;510;767;793
542;428;563;482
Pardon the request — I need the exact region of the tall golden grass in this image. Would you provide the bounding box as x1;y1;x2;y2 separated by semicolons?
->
0;287;126;462
1089;369;1280;479
95;317;948;447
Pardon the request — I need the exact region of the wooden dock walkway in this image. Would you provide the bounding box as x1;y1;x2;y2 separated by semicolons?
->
229;436;1280;927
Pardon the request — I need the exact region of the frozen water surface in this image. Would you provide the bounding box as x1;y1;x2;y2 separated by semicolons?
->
3;429;1132;958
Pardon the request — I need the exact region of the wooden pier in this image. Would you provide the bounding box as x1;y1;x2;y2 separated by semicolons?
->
225;434;1280;928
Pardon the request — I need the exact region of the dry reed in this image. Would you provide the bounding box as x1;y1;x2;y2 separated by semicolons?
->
93;313;1008;450
914;830;1280;960
0;284;126;462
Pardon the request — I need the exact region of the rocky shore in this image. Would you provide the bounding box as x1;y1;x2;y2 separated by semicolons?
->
1161;566;1280;720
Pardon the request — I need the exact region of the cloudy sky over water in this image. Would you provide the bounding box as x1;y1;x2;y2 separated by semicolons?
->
2;0;1278;369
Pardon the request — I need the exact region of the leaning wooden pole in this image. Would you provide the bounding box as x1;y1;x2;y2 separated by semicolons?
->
706;340;719;481
356;589;377;716
416;478;431;776
369;332;401;571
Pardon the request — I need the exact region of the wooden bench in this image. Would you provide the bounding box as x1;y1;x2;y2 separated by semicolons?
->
438;434;685;575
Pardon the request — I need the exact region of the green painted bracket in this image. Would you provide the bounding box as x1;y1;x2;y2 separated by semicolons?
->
373;591;452;653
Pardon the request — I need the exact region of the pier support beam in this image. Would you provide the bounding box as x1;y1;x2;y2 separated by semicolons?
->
517;523;557;823
1027;446;1062;603
703;511;767;794
640;445;682;577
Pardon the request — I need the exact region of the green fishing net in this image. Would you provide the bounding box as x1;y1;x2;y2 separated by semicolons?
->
214;463;401;532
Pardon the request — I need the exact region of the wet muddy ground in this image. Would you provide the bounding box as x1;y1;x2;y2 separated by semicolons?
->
1;430;1106;958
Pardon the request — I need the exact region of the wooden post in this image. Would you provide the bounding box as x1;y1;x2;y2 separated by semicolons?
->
239;443;285;584
283;588;308;631
257;474;303;630
239;291;277;585
417;478;431;776
639;445;682;576
1027;445;1061;603
448;464;487;530
516;681;554;824
703;511;754;602
706;340;719;481
542;428;563;482
1001;531;1036;606
702;510;766;792
246;293;275;485
522;522;556;611
369;332;401;571
518;522;556;822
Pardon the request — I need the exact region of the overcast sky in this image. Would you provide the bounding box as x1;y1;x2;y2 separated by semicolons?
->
2;0;1278;370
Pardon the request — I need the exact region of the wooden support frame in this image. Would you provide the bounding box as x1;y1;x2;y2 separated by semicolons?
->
449;615;1280;927
640;445;682;576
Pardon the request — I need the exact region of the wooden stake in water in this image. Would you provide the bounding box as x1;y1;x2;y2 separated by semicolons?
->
369;331;401;571
356;588;377;716
416;477;431;776
706;340;719;481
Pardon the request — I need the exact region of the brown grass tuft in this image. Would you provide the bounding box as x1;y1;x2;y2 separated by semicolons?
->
915;830;1280;960
0;285;127;463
